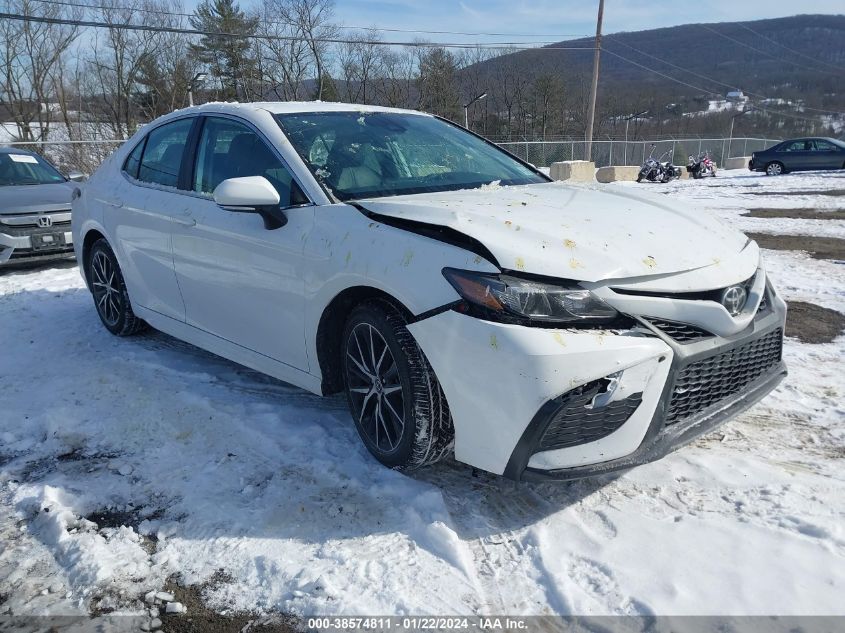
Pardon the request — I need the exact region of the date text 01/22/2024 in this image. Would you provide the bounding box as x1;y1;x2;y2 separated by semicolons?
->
306;617;529;630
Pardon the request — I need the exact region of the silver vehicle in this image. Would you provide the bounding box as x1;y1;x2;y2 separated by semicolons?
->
0;147;84;266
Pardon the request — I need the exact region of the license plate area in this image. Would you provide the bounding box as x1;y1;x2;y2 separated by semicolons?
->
31;232;66;250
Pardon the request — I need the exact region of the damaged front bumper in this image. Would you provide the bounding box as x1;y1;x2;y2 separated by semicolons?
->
407;284;787;481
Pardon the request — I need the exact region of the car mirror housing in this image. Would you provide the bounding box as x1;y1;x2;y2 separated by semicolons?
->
67;171;87;182
213;176;287;230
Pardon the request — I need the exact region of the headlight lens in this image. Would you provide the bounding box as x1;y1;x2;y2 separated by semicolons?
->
442;268;619;325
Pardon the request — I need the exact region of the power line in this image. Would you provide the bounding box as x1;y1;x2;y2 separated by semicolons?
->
699;24;842;78
606;39;845;116
737;23;844;75
24;0;592;40
0;12;597;50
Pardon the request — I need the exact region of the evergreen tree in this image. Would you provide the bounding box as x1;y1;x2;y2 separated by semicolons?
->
190;0;259;101
317;72;339;102
417;47;459;120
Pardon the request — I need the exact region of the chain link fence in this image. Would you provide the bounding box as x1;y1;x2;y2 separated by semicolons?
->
496;138;781;168
1;136;782;175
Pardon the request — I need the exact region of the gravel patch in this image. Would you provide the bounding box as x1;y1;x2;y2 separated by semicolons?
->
746;233;845;260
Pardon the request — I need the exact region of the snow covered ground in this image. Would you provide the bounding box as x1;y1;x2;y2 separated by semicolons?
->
1;169;843;622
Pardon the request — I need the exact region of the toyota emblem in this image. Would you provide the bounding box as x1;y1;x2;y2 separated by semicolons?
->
37;216;53;228
720;285;747;316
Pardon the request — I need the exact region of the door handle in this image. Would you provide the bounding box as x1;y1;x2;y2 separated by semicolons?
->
172;211;196;227
98;197;123;208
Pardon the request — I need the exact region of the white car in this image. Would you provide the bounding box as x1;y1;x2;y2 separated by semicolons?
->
72;102;787;480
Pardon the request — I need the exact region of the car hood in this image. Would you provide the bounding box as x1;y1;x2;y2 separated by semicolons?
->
357;182;756;288
0;182;75;215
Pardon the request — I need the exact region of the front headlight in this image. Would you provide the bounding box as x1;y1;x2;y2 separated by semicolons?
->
442;268;619;325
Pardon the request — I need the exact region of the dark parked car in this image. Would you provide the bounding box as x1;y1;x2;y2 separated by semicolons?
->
749;137;845;176
0;147;85;266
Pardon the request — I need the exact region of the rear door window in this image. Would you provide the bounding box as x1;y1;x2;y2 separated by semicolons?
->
122;140;145;179
779;141;809;152
137;118;193;188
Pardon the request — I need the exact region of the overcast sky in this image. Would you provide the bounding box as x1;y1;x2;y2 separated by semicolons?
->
329;1;844;45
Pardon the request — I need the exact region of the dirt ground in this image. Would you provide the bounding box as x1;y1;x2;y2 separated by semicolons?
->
746;189;845;197
158;576;298;633
785;301;845;345
744;208;845;220
746;233;845;260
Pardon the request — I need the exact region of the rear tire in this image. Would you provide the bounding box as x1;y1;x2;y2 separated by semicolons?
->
86;238;148;336
342;299;453;471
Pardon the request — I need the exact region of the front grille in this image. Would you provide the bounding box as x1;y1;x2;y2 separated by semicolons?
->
0;222;70;237
9;246;73;259
538;379;643;451
646;317;714;343
665;328;783;425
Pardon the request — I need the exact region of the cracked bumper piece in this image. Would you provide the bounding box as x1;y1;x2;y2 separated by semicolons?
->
408;297;786;480
407;311;674;477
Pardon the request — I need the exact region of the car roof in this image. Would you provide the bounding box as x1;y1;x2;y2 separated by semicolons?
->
0;146;40;156
175;101;433;118
782;137;842;143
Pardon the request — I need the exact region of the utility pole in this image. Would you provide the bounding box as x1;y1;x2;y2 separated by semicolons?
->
584;0;604;163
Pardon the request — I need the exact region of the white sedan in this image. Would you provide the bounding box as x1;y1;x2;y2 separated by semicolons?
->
72;102;787;480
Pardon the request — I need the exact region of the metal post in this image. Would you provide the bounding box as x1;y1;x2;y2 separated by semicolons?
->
624;119;629;165
584;0;605;163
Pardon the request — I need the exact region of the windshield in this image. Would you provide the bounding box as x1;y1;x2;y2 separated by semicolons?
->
276;112;546;201
0;151;65;186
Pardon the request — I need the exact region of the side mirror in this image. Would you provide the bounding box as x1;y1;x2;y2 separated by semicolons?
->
213;176;286;230
67;171;87;182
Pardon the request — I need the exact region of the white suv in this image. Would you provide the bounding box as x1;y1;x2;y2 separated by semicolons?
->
72;102;787;480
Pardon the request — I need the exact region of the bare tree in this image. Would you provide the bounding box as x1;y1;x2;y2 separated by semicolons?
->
0;0;80;141
136;26;199;118
337;29;382;104
375;46;416;108
258;0;311;100
85;0;182;138
281;0;338;100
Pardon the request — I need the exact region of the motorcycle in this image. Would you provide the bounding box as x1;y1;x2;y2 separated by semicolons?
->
686;151;717;179
637;146;682;183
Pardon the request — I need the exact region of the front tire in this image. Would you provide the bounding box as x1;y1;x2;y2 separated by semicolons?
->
342;300;453;471
86;238;148;336
765;162;785;176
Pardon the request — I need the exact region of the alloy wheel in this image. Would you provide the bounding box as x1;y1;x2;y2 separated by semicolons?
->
345;322;406;454
766;163;782;176
91;250;121;326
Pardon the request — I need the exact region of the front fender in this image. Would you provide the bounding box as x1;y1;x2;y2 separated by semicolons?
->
302;204;498;378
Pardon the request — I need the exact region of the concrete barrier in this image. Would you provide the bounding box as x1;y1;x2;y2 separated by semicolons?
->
595;165;641;183
550;160;595;182
723;156;750;170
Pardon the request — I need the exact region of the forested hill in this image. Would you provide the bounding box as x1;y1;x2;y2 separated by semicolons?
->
462;14;845;137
